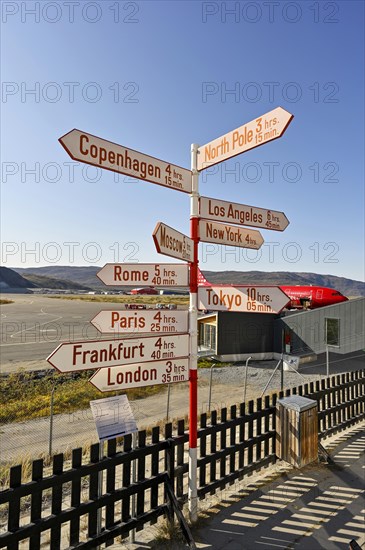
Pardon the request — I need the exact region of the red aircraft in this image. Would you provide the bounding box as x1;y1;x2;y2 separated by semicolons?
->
197;270;348;310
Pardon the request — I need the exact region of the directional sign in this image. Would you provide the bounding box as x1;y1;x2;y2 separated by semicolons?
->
199;219;263;249
198;286;290;314
59;129;192;193
91;309;189;335
200;196;289;232
153;222;194;262
197;107;293;171
97;263;189;287
89;358;189;392
47;334;190;373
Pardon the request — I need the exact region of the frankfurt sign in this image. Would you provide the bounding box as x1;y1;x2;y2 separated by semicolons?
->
47;334;190;373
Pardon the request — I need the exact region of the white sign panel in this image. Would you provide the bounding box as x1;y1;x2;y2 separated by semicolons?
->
153;222;194;262
199;219;263;249
197;107;293;171
47;334;190;373
97;263;189;287
90;358;189;392
59;129;192;193
91;309;189;335
198;286;290;314
90;395;137;440
200;196;289;232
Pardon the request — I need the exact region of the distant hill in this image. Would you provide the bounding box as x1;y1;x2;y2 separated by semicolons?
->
14;266;102;289
0;267;91;292
22;273;91;291
11;266;365;296
0;267;36;291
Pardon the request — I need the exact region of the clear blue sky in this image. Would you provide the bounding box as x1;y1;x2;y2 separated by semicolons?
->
1;0;364;281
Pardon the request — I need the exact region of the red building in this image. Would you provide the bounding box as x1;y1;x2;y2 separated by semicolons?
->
130;287;158;295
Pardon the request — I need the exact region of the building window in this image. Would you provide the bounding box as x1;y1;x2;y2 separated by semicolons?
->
325;318;340;347
198;323;216;353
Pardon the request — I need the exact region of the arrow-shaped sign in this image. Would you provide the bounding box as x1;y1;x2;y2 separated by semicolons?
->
89;358;189;392
91;309;189;334
197;107;293;171
153;222;194;262
198;286;289;314
97;263;189;287
47;334;190;373
200;196;289;232
59;129;192;193
199;219;263;249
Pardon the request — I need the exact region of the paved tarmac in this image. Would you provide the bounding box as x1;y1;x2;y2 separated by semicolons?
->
112;422;365;549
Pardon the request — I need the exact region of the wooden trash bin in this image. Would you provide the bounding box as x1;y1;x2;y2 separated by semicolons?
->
276;396;318;468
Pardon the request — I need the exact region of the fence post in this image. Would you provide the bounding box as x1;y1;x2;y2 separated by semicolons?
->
166;384;171;421
49;384;56;456
243;357;252;403
208;363;215;412
130;432;138;543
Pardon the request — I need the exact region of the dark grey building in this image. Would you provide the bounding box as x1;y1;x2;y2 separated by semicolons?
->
198;297;365;362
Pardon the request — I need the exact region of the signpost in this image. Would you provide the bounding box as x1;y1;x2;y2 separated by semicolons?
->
153;222;194;262
197;107;293;171
59;129;192;193
91;309;189;335
47;334;190;373
199;219;263;249
57;106;294;523
198;286;290;314
200;196;290;232
97;263;189;287
89;358;189;392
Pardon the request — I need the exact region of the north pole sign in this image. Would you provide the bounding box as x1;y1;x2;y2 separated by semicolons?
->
197;107;293;171
97;263;189;287
89;358;189;392
199;219;263;249
59;129;192;193
91;309;189;334
47;334;190;373
200;197;289;232
198;286;290;314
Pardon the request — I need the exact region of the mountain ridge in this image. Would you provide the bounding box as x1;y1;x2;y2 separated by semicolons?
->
10;266;365;296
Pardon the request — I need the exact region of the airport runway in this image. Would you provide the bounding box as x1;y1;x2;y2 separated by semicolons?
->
0;294;149;372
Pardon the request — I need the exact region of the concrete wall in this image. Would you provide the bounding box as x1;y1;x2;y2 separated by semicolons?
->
274;297;365;356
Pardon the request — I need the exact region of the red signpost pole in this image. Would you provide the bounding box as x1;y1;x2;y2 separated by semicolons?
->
188;143;199;522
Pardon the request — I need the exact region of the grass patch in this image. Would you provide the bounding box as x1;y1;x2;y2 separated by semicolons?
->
0;299;14;305
49;294;189;306
0;370;165;424
1;359;221;424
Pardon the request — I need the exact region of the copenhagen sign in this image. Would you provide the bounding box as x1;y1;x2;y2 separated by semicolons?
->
97;263;189;287
91;309;189;334
47;334;190;373
59;129;192;193
199;219;263;249
200;196;289;232
89;358;189;392
153;222;194;262
197;107;293;171
198;286;290;314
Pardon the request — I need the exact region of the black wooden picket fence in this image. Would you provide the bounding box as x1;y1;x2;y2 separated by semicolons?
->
1;369;364;549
